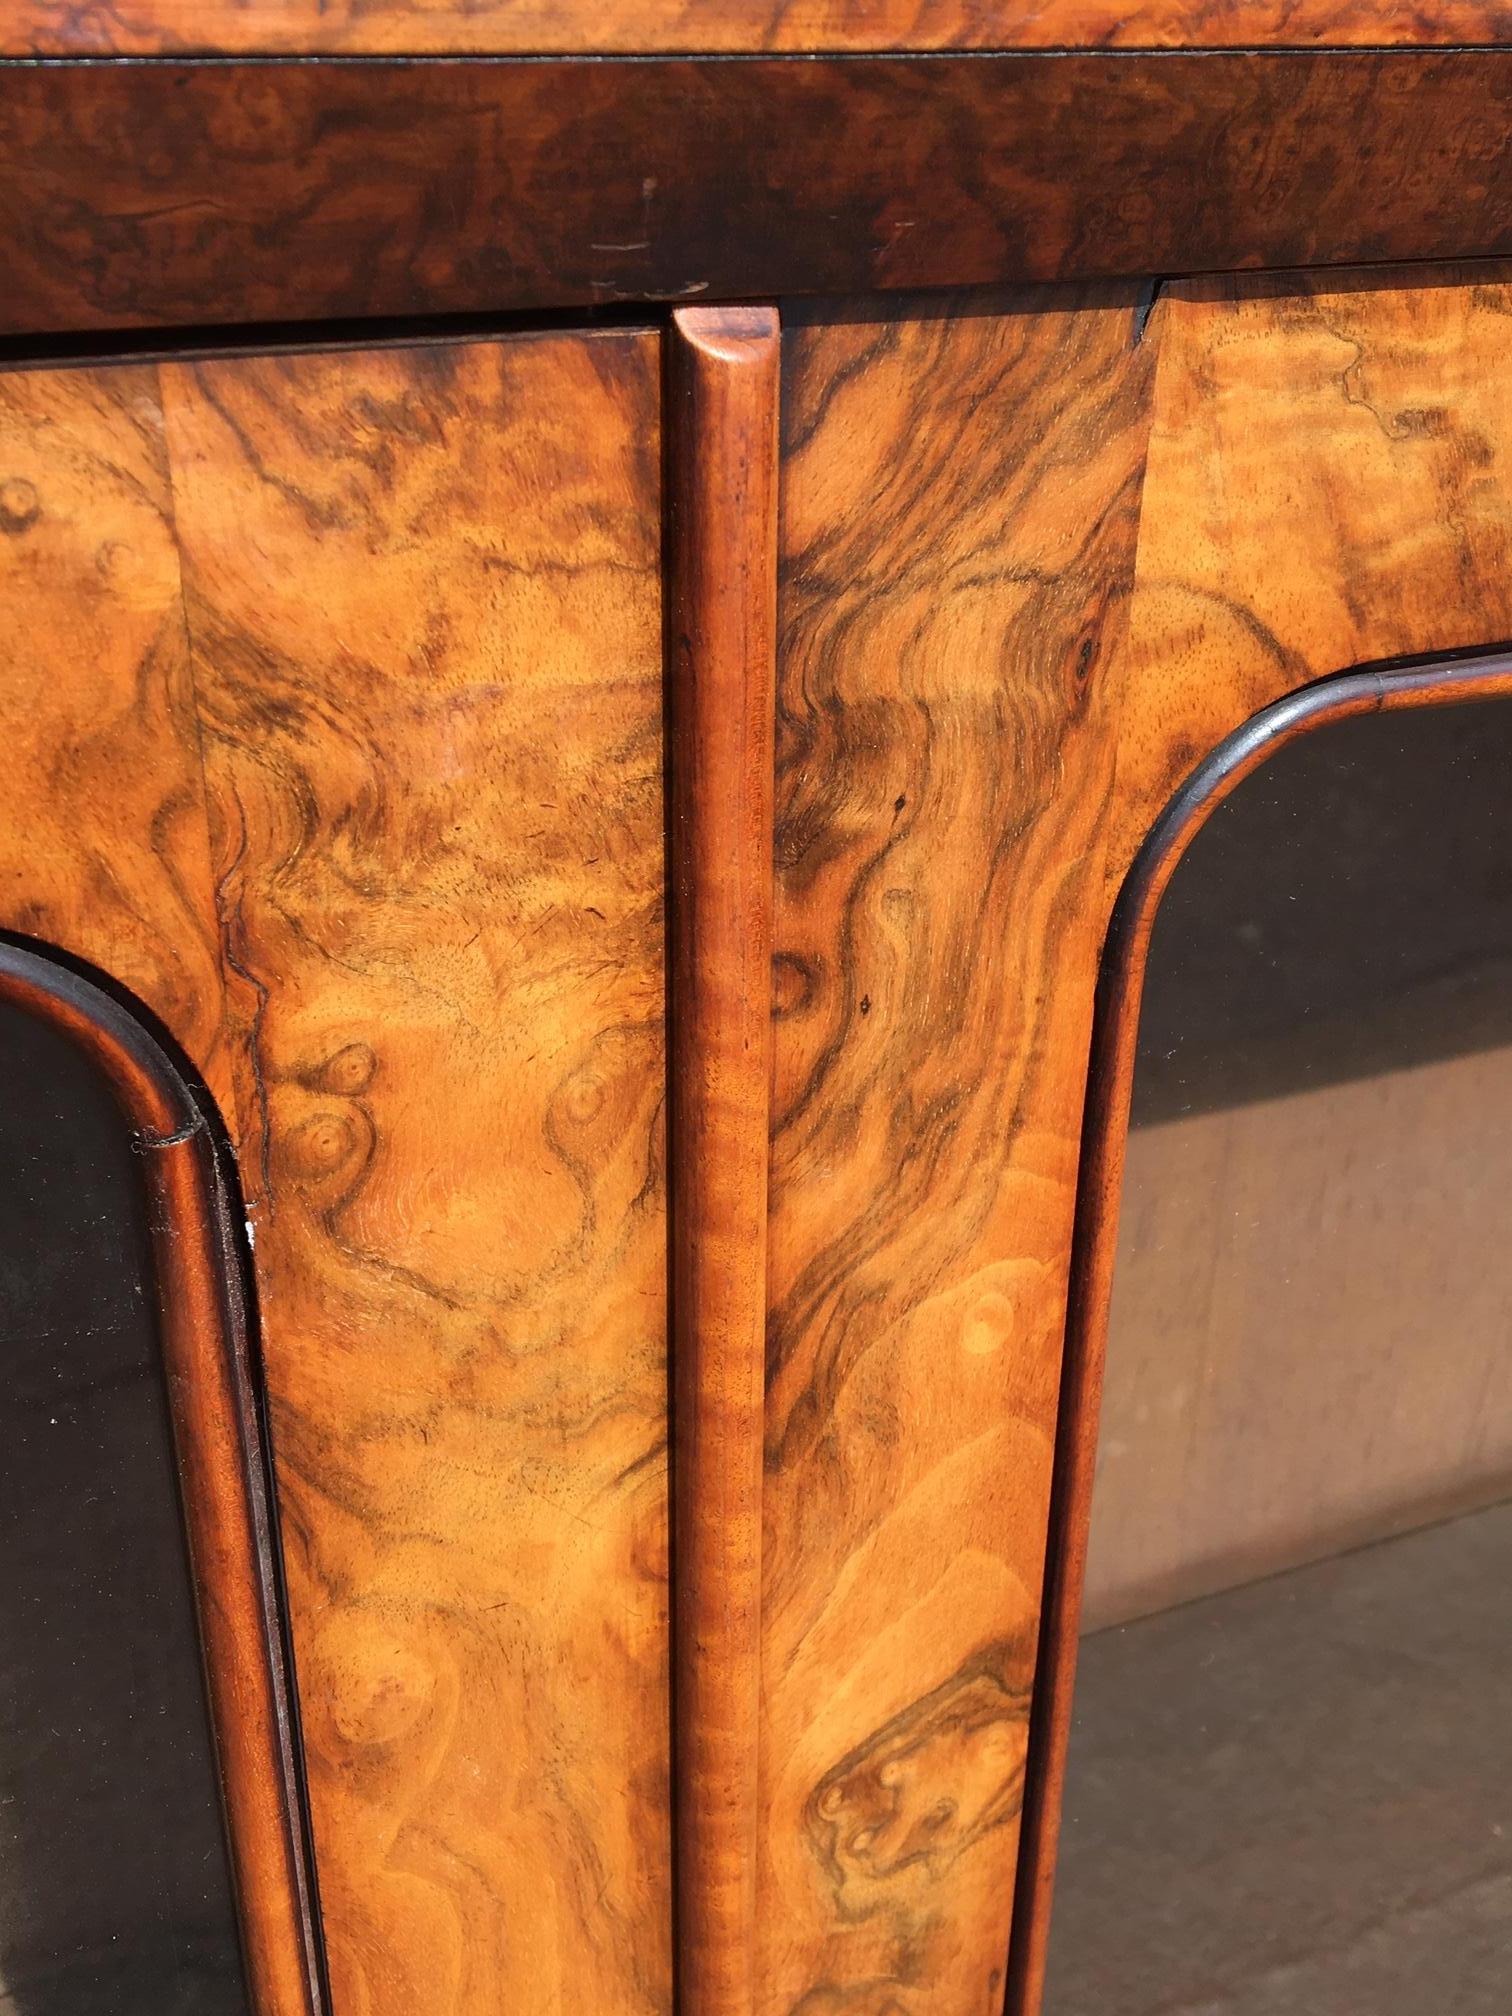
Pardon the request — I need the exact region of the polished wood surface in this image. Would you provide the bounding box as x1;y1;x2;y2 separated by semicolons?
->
0;365;235;1115
0;361;321;1996
156;332;671;2016
12;260;1512;2013
0;331;673;2010
12;54;1512;333
8;0;1512;52
666;305;780;2016
0;937;325;2016
1111;268;1512;882
760;287;1154;2012
1008;266;1512;2011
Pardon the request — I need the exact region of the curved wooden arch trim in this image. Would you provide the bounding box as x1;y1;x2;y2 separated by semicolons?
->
1002;645;1512;2016
0;936;327;2016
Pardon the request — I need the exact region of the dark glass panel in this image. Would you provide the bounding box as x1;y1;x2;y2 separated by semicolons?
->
1046;698;1512;2016
0;998;249;2014
1135;701;1512;1124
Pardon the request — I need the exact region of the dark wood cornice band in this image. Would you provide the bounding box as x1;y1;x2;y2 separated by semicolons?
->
1004;646;1512;2016
0;937;327;2016
8;50;1512;337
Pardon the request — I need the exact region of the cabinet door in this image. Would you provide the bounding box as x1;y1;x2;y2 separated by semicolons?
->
12;265;1512;2016
1032;662;1512;2016
0;331;671;2016
771;268;1512;2016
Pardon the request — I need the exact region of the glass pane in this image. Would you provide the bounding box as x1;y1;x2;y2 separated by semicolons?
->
0;998;249;2014
1045;697;1512;2016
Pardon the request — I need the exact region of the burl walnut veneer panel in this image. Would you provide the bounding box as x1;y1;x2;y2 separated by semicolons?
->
0;331;671;2013
159;333;670;2016
15;54;1512;336
0;366;235;1113
7;0;1512;53
1113;267;1512;878
760;288;1157;2013
0;368;321;2014
762;264;1512;2015
11;266;1512;2016
153;333;670;2016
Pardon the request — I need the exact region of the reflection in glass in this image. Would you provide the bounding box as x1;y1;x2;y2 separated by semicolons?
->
1045;699;1512;2016
0;999;249;2013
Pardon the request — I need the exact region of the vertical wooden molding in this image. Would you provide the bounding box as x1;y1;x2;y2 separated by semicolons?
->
666;304;780;2016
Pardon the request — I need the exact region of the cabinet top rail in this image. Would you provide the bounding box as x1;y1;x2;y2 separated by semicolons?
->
7;0;1512;57
5;47;1512;339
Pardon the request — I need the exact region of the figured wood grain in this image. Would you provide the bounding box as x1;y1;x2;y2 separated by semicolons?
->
8;0;1512;53
15;54;1512;333
1111;266;1512;875
667;305;780;2016
13;261;1512;2016
0;364;234;1114
157;333;671;2016
761;289;1155;2014
0;383;320;2011
1010;269;1512;2014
